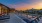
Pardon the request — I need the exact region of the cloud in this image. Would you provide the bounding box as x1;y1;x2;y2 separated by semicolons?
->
14;0;42;4
8;1;42;10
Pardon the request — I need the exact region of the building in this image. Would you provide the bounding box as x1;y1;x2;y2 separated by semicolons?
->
0;3;10;15
9;8;15;13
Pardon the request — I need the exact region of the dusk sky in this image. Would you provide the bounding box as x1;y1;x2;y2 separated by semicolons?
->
0;0;42;10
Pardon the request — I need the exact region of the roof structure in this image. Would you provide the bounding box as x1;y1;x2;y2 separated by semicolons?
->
0;3;10;9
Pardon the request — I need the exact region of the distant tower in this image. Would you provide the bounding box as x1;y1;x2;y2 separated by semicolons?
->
32;8;35;9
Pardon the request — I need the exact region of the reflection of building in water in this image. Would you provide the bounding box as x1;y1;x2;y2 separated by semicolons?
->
0;3;10;15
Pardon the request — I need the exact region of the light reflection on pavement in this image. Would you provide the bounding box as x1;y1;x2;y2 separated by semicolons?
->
38;17;42;23
0;13;26;23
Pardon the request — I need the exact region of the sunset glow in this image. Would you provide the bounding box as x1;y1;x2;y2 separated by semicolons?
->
1;0;41;11
14;2;42;10
39;3;42;8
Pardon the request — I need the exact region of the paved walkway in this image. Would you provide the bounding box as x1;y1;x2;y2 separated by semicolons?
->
0;13;26;23
38;17;42;23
